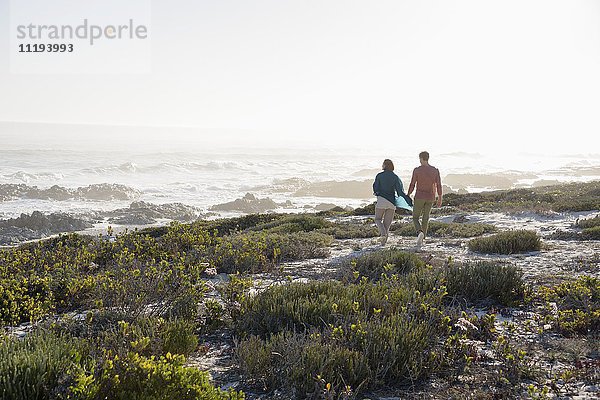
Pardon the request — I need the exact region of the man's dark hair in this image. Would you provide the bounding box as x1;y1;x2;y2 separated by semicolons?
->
419;151;430;161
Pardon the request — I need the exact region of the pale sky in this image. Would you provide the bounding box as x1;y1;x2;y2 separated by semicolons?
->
1;0;599;154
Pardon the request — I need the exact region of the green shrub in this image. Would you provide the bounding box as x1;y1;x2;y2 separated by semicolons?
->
391;221;497;238
0;325;242;400
216;274;253;321
0;213;335;326
200;299;226;332
341;249;425;280
237;332;371;397
538;275;600;335
75;352;244;400
249;215;331;233
236;279;446;337
213;233;271;274
468;230;541;254
317;223;379;239
160;319;199;356
213;231;333;274
351;203;376;216
203;214;282;236
554;198;600;212
235;278;455;395
0;332;89;400
443;181;600;212
86;261;205;321
0;274;54;326
444;261;525;306
576;216;600;229
582;226;600;240
267;231;333;260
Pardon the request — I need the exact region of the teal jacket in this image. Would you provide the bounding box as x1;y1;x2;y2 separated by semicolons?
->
373;170;405;205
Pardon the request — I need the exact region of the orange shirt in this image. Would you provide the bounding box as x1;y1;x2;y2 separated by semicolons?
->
408;165;442;201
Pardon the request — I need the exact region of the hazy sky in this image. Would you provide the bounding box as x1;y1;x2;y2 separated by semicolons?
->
1;0;599;154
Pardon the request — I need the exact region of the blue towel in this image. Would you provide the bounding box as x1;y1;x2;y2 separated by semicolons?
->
395;194;413;212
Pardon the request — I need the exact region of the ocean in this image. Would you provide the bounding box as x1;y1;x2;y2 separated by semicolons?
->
1;147;599;221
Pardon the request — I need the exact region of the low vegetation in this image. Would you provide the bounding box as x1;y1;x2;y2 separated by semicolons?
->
576;216;600;229
0;200;597;398
234;249;529;397
444;261;525;306
391;221;497;238
537;276;600;336
340;248;425;280
468;230;541;254
0;215;346;327
443;181;600;213
235;277;455;395
0;331;244;400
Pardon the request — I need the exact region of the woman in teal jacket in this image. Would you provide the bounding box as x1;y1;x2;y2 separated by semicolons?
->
372;159;411;245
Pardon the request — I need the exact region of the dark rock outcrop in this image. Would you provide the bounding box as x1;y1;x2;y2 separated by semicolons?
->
0;211;94;245
104;201;200;225
0;183;140;202
210;193;280;213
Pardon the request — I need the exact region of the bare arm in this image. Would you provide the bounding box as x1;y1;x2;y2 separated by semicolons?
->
435;169;443;207
407;169;417;195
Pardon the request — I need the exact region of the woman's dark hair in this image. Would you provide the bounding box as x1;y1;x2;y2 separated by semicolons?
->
382;159;394;171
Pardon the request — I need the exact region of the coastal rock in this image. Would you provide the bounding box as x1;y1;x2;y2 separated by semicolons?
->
315;203;339;211
34;185;73;200
453;214;470;223
105;201;201;225
442;184;470;195
129;201;199;221
0;211;94;245
75;183;140;201
281;200;295;208
270;178;311;193
210;193;279;213
0;183;140;202
0;184;30;201
109;214;157;225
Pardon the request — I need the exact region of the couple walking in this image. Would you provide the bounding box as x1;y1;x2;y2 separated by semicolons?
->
372;151;442;247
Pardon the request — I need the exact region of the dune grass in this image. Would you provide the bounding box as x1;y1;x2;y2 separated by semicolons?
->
468;230;541;254
234;249;527;396
445;261;525;306
444;181;600;213
537;275;600;336
0;208;591;399
391;221;497;238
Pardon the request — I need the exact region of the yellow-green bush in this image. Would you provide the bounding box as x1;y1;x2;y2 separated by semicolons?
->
444;261;525;306
0;327;242;400
468;230;541;254
235;276;457;395
78;352;244;400
576;216;600;229
538;275;600;335
0;332;90;400
391;221;497;238
341;249;425;280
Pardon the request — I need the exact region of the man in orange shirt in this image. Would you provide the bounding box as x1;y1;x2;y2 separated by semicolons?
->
407;151;443;248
